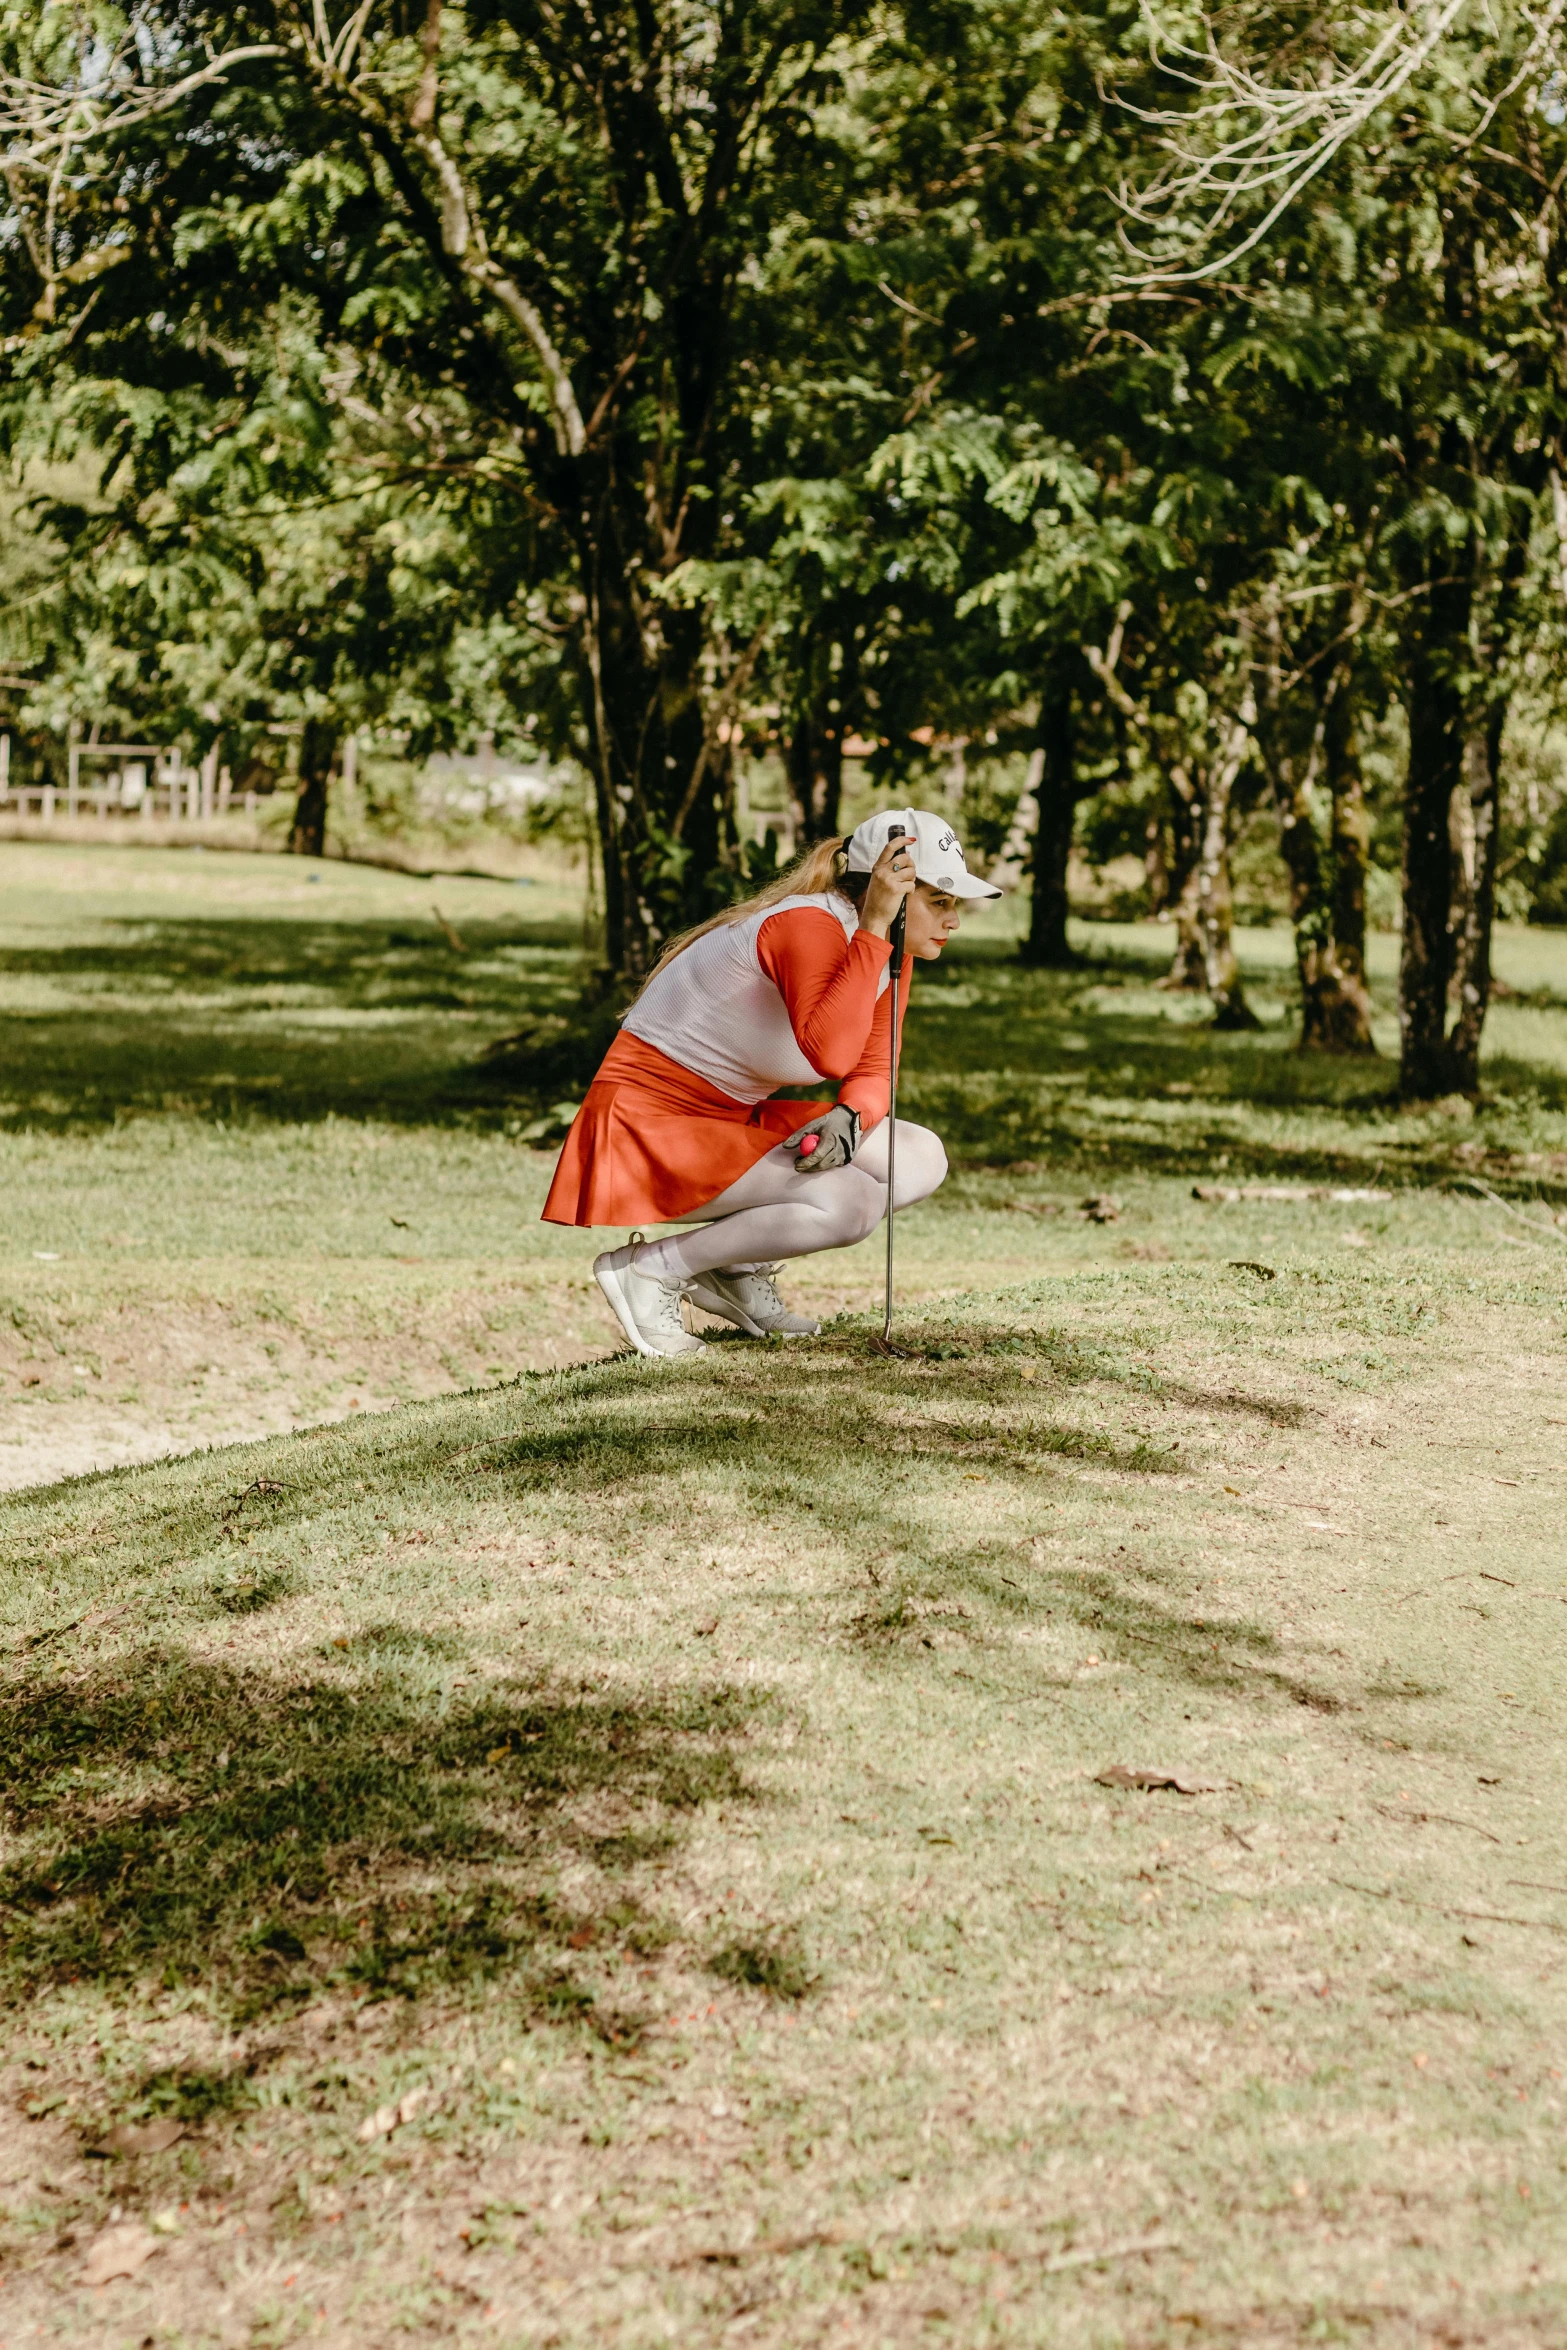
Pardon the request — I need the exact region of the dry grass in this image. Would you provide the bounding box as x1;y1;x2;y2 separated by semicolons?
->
1;1255;1564;2347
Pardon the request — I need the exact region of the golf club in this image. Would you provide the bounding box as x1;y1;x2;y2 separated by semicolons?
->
872;824;913;1358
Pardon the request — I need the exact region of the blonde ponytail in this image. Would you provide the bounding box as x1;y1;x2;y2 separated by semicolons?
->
631;836;852;999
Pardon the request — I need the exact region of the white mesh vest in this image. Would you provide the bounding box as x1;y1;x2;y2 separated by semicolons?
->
621;895;884;1104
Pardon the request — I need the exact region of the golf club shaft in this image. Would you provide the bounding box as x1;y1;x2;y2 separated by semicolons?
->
881;843;908;1347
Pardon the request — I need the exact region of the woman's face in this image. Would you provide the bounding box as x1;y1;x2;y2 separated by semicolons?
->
904;883;964;960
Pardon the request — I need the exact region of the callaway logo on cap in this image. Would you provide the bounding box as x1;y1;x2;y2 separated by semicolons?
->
844;808;1002;900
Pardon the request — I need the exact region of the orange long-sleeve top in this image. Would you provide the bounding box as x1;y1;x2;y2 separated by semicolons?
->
754;907;910;1128
618;893;912;1129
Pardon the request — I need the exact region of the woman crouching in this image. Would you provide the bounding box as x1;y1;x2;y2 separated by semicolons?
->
542;808;999;1357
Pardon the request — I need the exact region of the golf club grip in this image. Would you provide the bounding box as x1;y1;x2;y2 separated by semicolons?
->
888;824;907;973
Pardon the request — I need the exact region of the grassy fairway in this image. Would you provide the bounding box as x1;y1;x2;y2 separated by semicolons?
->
1;842;1567;2345
2;1265;1565;2346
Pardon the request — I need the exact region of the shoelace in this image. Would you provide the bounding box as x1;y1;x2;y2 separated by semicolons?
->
643;1272;691;1335
741;1267;786;1319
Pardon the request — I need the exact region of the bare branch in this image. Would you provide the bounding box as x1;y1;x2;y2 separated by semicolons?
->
1108;0;1546;290
407;119;586;454
409;0;441;131
0;46;284;166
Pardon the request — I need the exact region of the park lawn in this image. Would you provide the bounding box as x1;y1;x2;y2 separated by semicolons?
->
0;1251;1565;2347
3;842;1567;1492
2;843;1567;2343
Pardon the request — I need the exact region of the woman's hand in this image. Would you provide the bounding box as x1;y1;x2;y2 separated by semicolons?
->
858;837;917;939
781;1103;861;1172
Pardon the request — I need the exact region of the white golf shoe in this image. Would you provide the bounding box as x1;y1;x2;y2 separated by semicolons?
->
684;1265;820;1339
593;1245;705;1358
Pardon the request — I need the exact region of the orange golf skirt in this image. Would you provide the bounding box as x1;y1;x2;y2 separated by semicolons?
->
541;1030;829;1228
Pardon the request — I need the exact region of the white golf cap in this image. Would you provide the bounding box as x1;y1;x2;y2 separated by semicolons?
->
844;807;1001;900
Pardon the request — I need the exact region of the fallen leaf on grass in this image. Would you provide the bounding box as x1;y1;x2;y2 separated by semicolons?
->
94;2118;186;2157
82;2222;159;2285
1096;1765;1225;1795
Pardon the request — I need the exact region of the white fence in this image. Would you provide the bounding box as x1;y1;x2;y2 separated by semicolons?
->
0;737;259;822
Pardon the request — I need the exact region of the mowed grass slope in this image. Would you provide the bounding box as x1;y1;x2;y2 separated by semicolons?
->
1;1253;1565;2348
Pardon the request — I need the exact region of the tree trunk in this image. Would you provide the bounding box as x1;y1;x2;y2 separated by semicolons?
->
785;623;858;846
1194;713;1261;1030
578;553;718;982
1398;575;1470;1097
1161;733;1257;1025
288;717;336;858
1443;514;1528;1089
1264;673;1376;1055
1021;666;1077;966
787;704;844;844
1398;204;1490;1099
1262;702;1332;1043
1143;809;1171;916
1160;774;1207;989
1446;709;1503;1088
1318;686;1378;1053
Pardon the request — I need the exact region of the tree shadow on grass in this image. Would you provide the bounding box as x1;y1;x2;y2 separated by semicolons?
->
386;1353;1353;1715
0;914;586;1131
0;1308;1372;2025
841;1515;1355;1717
0;1649;773;2037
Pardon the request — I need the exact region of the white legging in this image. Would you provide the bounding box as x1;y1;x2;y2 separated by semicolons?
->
633;1118;948;1284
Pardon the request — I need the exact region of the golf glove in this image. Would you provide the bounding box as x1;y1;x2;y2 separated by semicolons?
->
783;1104;861;1173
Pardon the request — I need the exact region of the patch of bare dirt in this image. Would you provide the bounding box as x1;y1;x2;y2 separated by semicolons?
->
0;1253;971;1494
0;1270;616;1493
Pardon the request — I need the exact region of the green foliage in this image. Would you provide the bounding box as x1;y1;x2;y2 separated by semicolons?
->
6;0;1567;1076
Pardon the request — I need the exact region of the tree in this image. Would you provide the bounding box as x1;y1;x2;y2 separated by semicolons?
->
0;277;537;840
1;0;903;974
1104;0;1567;1090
